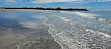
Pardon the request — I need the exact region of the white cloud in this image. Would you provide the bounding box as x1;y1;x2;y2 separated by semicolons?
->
31;0;111;3
32;0;79;3
83;0;111;2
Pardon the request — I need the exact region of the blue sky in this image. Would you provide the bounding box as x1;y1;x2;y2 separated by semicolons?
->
0;0;111;11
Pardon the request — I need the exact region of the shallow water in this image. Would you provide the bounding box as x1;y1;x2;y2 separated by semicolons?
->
0;11;61;49
0;11;111;49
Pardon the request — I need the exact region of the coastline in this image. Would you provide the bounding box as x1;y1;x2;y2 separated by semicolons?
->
0;8;89;12
0;9;54;12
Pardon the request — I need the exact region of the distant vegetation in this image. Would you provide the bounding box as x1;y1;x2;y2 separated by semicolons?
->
0;7;89;11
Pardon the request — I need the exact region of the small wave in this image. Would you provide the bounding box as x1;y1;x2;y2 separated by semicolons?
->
75;12;99;19
75;12;111;23
58;15;111;38
58;17;71;22
86;29;111;38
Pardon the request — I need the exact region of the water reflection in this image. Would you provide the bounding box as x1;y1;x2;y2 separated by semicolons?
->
0;11;111;49
0;11;61;49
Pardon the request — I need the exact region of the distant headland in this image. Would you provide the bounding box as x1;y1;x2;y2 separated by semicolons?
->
0;7;89;11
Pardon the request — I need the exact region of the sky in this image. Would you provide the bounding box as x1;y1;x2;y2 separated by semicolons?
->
0;0;111;11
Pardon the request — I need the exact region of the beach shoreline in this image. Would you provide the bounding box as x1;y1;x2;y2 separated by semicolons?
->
0;9;54;12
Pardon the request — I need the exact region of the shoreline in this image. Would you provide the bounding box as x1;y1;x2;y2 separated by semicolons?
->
0;9;54;12
0;9;88;12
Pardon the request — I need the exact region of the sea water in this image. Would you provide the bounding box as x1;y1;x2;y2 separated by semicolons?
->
0;11;111;49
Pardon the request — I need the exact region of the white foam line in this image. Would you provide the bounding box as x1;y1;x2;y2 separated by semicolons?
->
48;27;65;49
86;29;111;38
75;12;111;23
59;11;111;23
75;12;99;18
58;15;111;45
59;17;71;22
47;26;90;49
42;17;65;49
58;12;111;38
42;17;88;49
17;44;20;49
58;16;77;26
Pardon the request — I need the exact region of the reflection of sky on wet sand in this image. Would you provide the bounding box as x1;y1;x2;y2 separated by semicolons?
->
0;11;61;49
19;21;42;29
0;11;44;29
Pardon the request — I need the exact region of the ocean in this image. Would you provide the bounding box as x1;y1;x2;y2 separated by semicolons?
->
0;11;111;49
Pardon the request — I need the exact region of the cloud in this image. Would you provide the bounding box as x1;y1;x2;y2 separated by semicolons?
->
82;0;111;2
31;0;111;3
32;0;79;3
90;0;111;2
